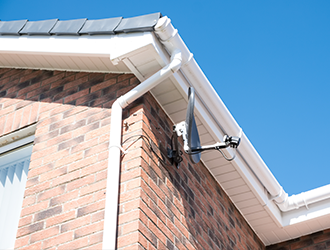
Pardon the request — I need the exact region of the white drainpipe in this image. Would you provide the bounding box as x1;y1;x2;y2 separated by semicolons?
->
102;45;182;249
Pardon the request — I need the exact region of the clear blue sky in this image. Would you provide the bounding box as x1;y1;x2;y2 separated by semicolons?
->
1;1;329;195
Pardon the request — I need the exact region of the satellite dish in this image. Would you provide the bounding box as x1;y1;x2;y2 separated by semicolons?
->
185;87;201;164
168;87;241;166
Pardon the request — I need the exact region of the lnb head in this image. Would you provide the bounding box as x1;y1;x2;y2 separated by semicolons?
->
223;135;241;148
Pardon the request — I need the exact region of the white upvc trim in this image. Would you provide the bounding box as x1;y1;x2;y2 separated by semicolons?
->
0;124;36;153
0;139;33;249
0;35;113;57
0;135;34;155
283;197;330;226
0;32;157;60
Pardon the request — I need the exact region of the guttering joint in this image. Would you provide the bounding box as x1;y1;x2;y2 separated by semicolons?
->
170;49;182;72
270;186;284;202
117;96;128;109
302;193;309;210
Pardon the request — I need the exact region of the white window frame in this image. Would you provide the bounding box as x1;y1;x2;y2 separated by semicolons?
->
0;126;35;250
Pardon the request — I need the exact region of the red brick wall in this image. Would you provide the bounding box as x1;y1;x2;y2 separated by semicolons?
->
0;68;139;249
0;68;265;249
267;229;330;250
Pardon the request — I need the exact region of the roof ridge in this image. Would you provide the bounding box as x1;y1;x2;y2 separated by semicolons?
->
0;12;162;36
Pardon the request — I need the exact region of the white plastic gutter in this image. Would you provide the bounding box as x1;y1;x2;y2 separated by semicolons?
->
278;184;330;211
102;48;182;249
154;16;330;213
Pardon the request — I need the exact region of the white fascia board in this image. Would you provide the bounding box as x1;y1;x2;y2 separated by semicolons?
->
112;32;170;83
282;198;330;226
121;32;171;82
109;32;165;65
180;60;241;136
0;32;158;60
0;35;113;57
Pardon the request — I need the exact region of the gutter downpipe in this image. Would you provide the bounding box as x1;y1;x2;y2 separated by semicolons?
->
155;17;330;213
102;48;182;249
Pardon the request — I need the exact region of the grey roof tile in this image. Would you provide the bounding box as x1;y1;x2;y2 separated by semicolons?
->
0;13;162;36
115;13;161;33
19;19;58;35
50;18;87;36
0;20;27;35
79;17;122;35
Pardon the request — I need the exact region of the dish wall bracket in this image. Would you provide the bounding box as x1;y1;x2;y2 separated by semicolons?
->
167;125;183;168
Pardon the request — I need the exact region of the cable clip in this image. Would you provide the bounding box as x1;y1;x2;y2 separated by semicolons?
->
109;145;128;154
238;127;243;138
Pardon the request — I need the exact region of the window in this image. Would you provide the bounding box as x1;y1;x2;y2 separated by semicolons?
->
0;135;34;249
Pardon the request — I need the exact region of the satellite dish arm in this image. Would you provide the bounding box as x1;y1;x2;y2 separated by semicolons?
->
175;122;241;153
190;135;240;152
190;142;228;152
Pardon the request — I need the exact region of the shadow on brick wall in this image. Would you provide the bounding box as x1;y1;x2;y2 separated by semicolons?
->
0;69;140;109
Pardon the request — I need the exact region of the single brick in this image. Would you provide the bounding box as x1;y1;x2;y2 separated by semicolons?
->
30;226;59;243
74;221;103;239
17;222;44;237
77;200;105;217
34;206;62;221
42;231;73;249
61;216;90;233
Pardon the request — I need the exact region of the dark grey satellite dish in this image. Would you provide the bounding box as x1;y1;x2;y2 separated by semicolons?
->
185;87;201;164
168;87;241;167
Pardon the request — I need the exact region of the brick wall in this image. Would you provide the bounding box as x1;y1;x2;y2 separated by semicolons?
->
267;229;330;250
0;68;139;249
0;68;266;249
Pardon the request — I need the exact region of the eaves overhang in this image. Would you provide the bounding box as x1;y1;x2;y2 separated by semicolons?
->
1;13;330;246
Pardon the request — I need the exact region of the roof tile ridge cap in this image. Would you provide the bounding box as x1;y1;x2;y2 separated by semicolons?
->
48;18;59;33
49;18;87;35
77;18;88;34
112;17;123;33
49;19;58;34
114;12;162;33
0;19;28;35
18;20;28;34
22;18;59;35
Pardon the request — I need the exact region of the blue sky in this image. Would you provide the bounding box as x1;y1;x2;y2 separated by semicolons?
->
1;1;329;195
